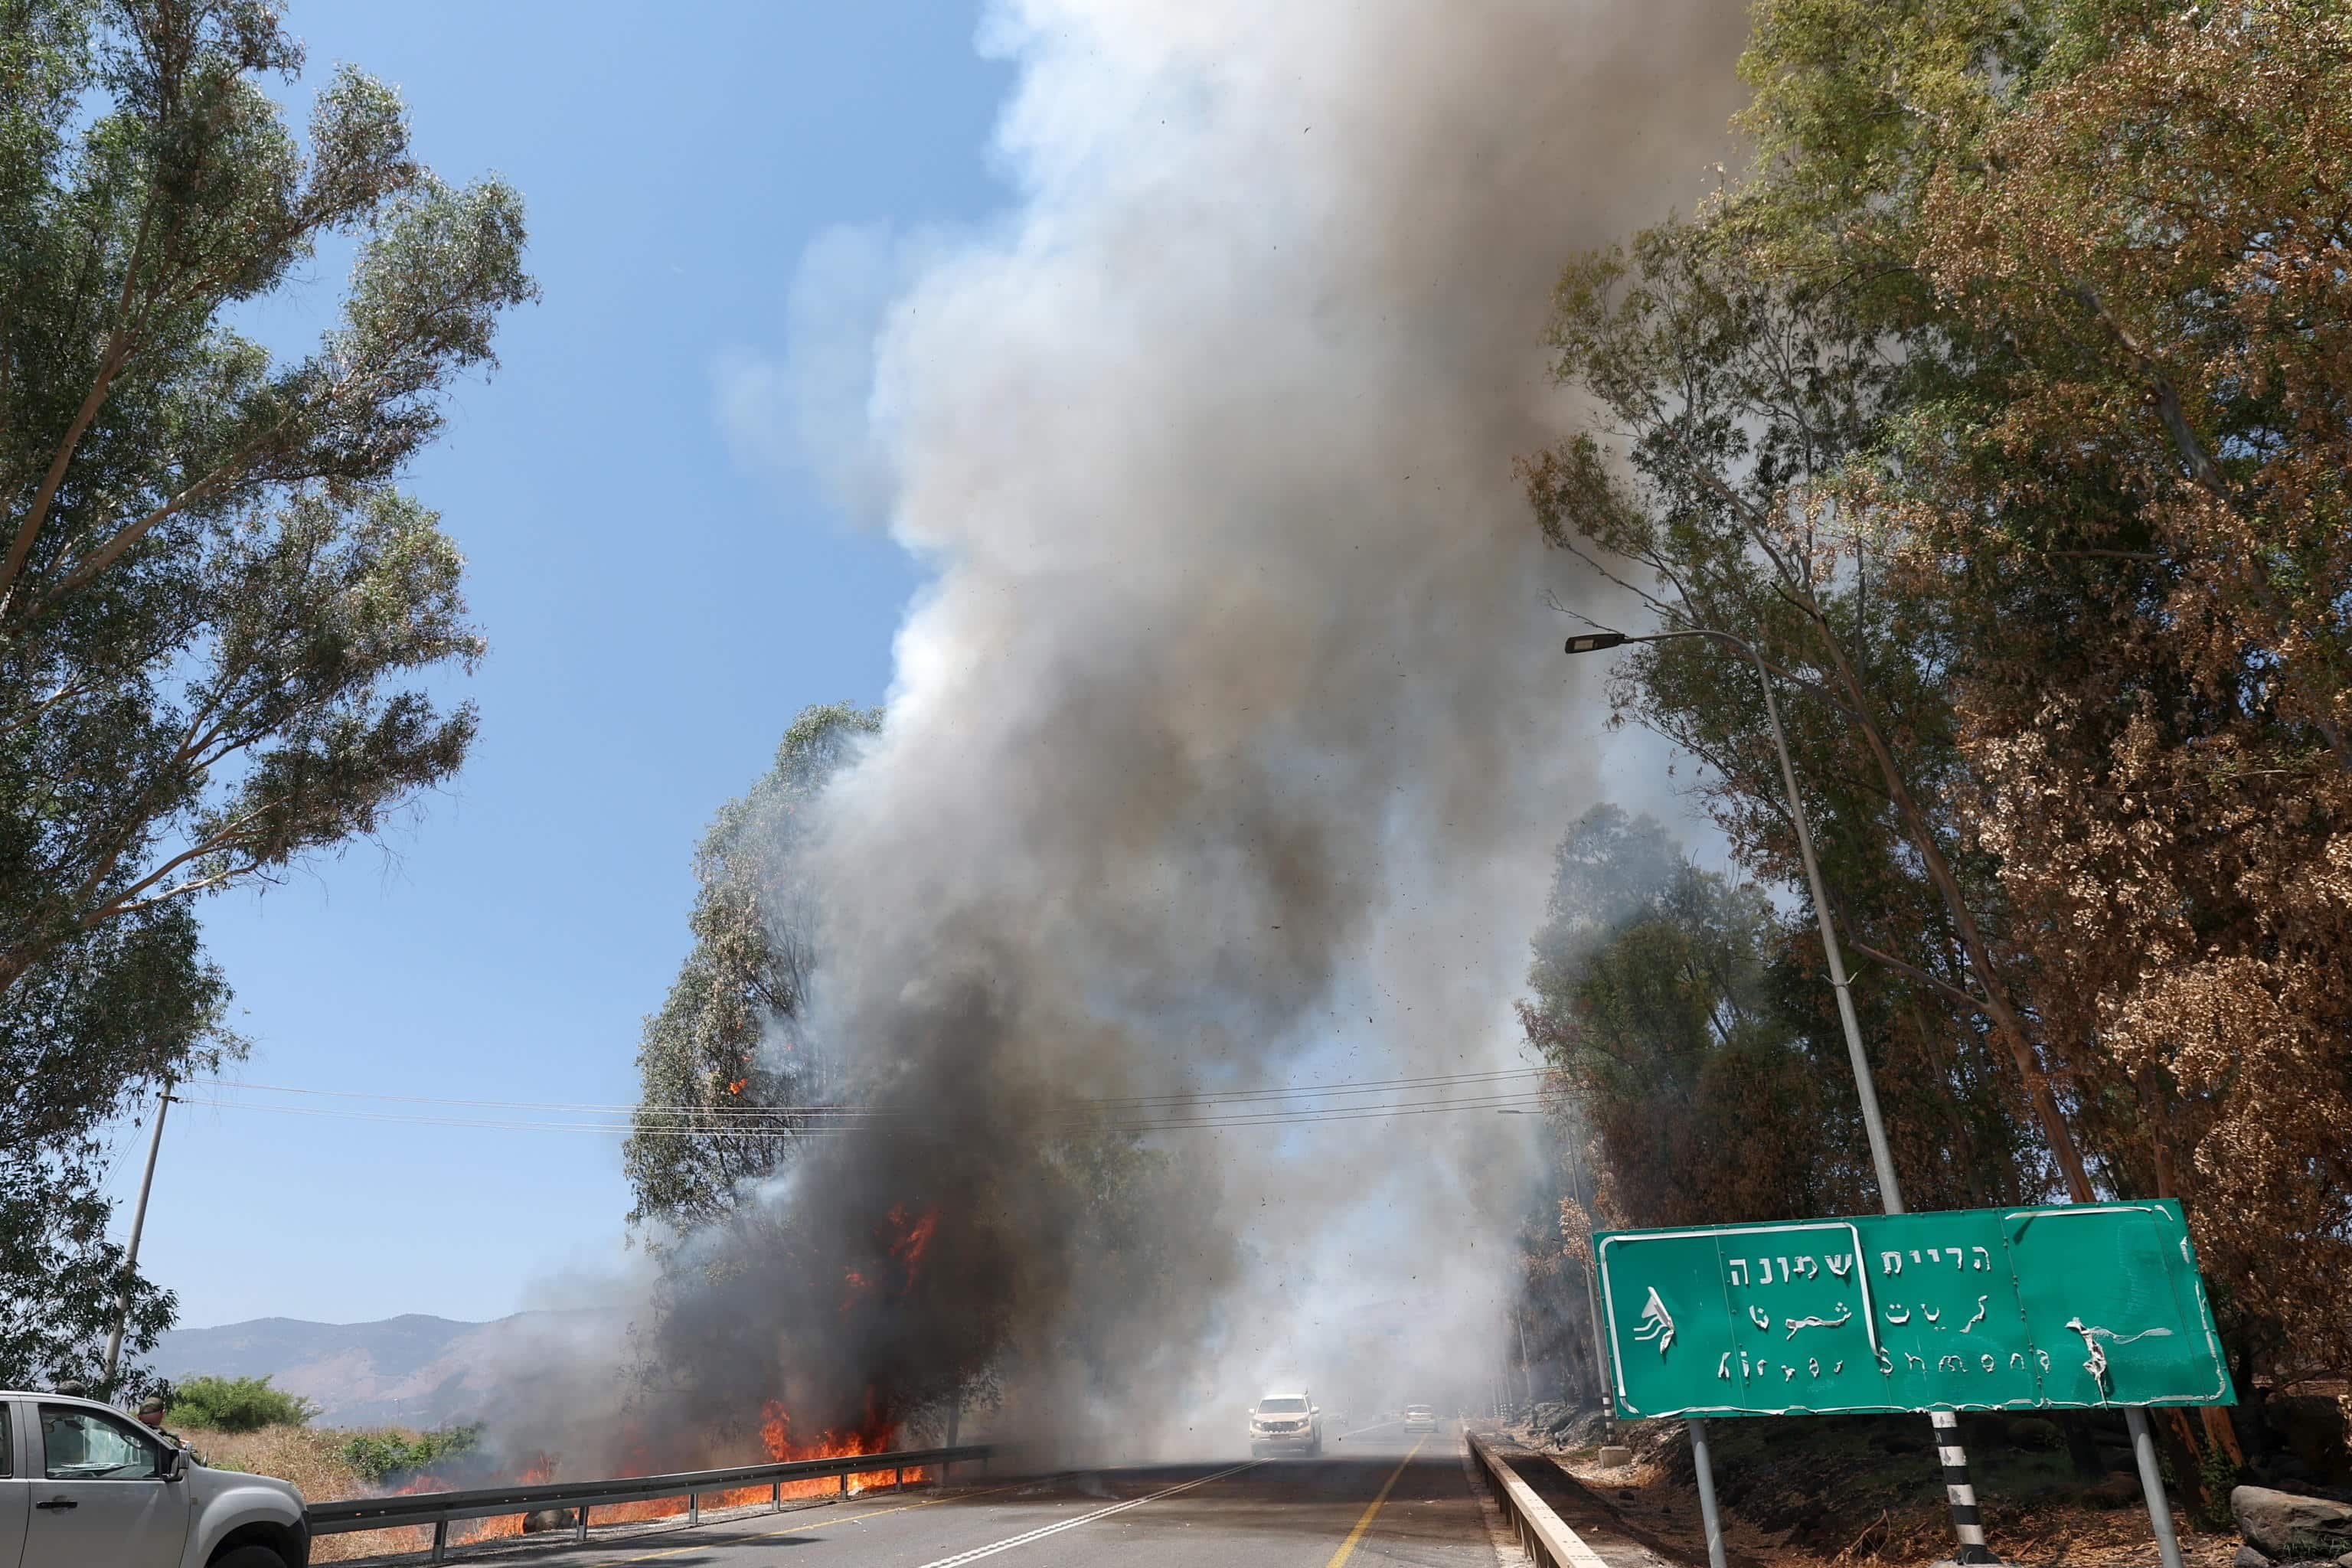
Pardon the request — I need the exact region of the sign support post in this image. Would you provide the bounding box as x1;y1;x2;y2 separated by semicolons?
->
1687;1418;1729;1568
2125;1409;2186;1568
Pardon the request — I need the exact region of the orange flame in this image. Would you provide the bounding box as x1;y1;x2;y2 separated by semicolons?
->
727;1079;746;1095
887;1205;939;1286
759;1399;915;1494
384;1456;557;1546
354;1406;920;1548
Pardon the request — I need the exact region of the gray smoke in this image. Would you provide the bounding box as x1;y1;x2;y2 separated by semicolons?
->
578;0;1746;1471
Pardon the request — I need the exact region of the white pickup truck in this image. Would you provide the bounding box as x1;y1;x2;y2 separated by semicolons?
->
0;1392;309;1567
1247;1389;1324;1457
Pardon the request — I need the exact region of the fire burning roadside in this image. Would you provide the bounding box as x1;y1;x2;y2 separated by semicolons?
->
315;1397;936;1560
761;1400;920;1495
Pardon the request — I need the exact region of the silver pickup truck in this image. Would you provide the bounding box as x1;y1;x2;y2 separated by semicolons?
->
0;1392;309;1567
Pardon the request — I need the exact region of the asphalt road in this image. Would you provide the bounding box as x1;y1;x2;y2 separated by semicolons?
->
434;1423;1505;1568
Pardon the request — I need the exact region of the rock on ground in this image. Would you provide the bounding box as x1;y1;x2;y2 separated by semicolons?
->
2230;1485;2352;1559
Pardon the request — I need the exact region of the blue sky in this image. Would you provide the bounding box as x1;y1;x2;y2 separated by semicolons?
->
104;1;1013;1328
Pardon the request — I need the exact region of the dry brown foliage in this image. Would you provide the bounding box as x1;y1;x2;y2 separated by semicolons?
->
175;1425;427;1563
1892;0;2352;1376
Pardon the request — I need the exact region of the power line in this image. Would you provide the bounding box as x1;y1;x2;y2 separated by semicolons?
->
165;1083;1573;1138
179;1064;1553;1118
167;1090;1563;1135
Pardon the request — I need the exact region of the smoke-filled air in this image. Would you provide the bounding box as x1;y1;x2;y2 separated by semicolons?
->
543;0;1743;1476
23;0;2352;1560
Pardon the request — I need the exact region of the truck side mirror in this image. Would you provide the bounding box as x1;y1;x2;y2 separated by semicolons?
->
160;1444;188;1481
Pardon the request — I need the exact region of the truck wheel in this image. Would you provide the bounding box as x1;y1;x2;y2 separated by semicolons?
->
210;1547;290;1568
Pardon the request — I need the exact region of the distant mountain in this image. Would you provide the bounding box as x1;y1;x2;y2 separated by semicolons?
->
149;1310;619;1429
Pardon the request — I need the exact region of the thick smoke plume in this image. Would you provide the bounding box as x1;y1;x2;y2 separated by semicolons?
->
560;0;1745;1471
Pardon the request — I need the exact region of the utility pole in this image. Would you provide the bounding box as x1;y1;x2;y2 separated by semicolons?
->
101;1079;172;1389
1567;629;2003;1568
1560;1129;1615;1439
1498;1104;1615;1434
1514;1303;1537;1415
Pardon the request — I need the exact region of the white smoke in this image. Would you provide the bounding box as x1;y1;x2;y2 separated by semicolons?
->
704;0;1746;1455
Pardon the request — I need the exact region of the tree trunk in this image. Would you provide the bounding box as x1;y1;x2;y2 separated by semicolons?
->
2066;1414;2106;1481
2154;1408;2210;1518
1805;613;2098;1202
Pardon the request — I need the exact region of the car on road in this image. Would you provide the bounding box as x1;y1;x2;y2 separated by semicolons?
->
1;1390;311;1567
1402;1403;1436;1433
1248;1389;1323;1457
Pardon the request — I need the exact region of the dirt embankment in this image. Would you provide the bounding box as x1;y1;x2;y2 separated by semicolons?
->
1521;1397;2350;1568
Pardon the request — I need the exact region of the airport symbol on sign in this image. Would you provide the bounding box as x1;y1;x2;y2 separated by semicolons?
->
1589;1200;2233;1419
1633;1287;1674;1356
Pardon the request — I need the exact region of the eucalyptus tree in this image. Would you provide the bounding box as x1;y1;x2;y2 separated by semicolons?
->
626;704;884;1236
1526;0;2352;1404
1518;805;1881;1230
0;0;533;1385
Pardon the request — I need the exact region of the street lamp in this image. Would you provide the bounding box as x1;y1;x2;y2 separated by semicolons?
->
1564;628;1901;1206
1565;626;2007;1568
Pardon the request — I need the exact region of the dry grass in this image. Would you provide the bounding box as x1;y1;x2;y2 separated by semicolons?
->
182;1425;439;1563
181;1424;369;1501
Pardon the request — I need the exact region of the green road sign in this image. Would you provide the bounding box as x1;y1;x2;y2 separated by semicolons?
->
1592;1200;2234;1419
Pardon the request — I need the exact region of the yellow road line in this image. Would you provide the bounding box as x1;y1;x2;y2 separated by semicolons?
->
590;1475;1033;1565
1323;1432;1429;1568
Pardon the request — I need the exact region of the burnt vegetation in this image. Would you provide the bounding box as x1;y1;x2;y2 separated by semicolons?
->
1511;0;2352;1537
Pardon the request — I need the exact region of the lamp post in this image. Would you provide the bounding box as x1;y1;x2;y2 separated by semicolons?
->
1564;628;2001;1568
1566;629;1901;1200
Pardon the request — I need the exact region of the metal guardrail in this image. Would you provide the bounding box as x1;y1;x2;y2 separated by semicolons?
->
305;1441;995;1562
1466;1430;1612;1568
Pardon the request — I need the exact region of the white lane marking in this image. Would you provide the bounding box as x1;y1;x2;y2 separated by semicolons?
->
585;1478;1037;1565
913;1462;1258;1566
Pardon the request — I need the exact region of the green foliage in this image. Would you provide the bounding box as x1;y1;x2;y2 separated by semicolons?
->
335;1424;479;1484
625;703;884;1234
2194;1440;2243;1532
1521;806;1873;1228
0;0;531;1389
166;1374;316;1432
0;910;220;1393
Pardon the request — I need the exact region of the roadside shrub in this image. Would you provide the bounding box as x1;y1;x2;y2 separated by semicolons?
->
2196;1441;2246;1532
166;1375;317;1432
2007;1417;2063;1452
337;1424;481;1485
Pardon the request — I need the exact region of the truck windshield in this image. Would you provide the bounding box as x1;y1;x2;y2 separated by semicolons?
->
1259;1398;1308;1413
